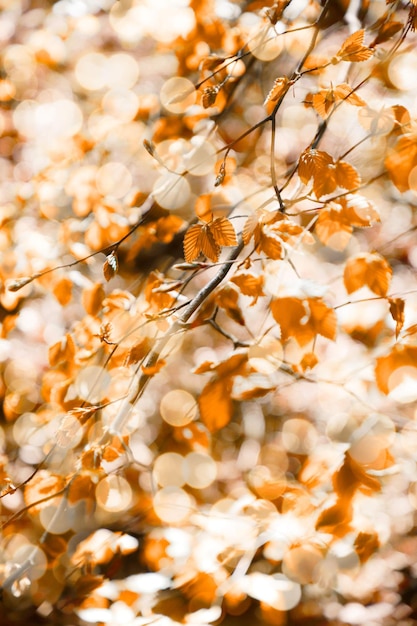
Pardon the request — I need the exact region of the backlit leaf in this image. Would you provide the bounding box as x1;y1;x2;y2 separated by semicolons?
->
209;216;237;247
199;377;234;431
344;253;392;296
335;29;374;62
231;272;265;304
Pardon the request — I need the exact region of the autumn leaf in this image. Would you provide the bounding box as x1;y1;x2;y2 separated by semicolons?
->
215;285;245;325
309;83;365;119
183;217;237;263
385;134;417;192
389;297;405;338
333;29;374;63
375;344;417;394
124;338;151;366
198;351;248;431
270;297;336;345
344;253;392;296
53;276;73;306
82;283;105;316
264;76;289;106
354;532;380;564
49;332;76;367
230;272;265;304
199;377;234;431
103;251;118;282
315;206;353;250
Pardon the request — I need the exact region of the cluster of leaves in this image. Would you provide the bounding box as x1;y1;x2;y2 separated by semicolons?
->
2;0;417;625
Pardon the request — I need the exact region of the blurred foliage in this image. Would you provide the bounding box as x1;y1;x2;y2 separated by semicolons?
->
2;0;417;624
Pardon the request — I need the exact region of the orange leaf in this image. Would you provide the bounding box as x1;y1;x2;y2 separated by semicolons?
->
49;333;76;366
209;216;237;247
103;251;118;282
53;276;73;306
24;471;66;512
315;498;352;533
141;359;166;376
354;531;380;564
271;297;336;345
198;377;234;431
183;224;219;263
82;283;105;316
230;272;265;304
308;298;337;341
333;83;365;107
389;297;405;338
264;76;289;106
375;344;417;394
344;253;392;296
257;229;283;260
298;149;333;185
385;135;417;192
335;29;373;62
68;474;96;504
124;338;151;366
341;194;380;228
216;285;245;325
333;160;361;190
315;206;352;250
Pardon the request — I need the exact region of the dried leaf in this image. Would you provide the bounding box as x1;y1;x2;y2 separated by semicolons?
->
103;251;118;282
184;223;220;263
389;297;405;338
202;86;218;108
264;76;289;106
299;149;333;185
354;531;380;563
315;206;353;250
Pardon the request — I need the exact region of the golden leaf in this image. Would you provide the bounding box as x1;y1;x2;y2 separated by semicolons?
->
209;216;237;247
315;207;353;250
298;149;333;185
385;135;417;192
53;276;72;306
375;344;417;394
264;76;289;106
335;29;374;62
230;272;265;304
344;253;392;296
271;297;336;345
183;217;236;263
82;282;105;316
49;333;76;366
199;377;234;431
